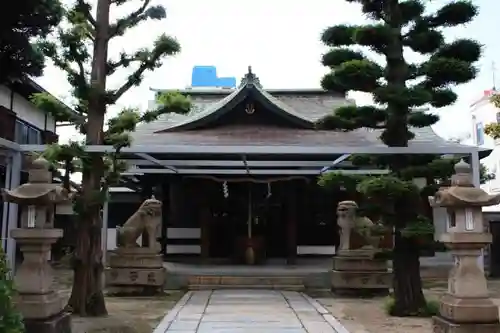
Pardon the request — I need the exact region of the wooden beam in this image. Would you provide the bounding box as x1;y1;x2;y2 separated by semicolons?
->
134;153;178;172
125;159;355;167
122;168;390;175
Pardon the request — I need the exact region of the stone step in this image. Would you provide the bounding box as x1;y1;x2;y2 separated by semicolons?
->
189;284;305;291
187;275;305;291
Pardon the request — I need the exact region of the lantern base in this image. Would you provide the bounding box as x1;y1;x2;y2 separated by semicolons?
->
433;315;500;333
24;311;72;333
439;293;499;323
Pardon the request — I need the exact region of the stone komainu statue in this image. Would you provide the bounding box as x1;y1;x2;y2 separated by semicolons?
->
336;200;381;252
116;197;162;251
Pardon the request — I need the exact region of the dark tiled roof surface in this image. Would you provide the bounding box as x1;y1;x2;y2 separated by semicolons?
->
131;89;469;151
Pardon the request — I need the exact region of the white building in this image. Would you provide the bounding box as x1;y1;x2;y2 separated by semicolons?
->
469;89;500;197
0;78;59;145
0;77;74;254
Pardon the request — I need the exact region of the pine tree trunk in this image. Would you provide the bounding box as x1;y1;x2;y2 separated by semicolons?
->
68;199;107;316
67;0;110;317
392;231;427;316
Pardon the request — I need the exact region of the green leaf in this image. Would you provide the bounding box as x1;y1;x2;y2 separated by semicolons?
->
423;58;477;86
145;5;166;20
321;48;365;68
0;0;63;83
353;24;392;52
434;39;482;63
399;0;425;24
326;60;383;92
30;93;82;123
484;123;500;140
430;1;478;27
156;91;191;115
317;172;366;193
0;247;25;332
407;111;439;128
404;29;444;54
401;216;435;238
321;25;356;47
491;94;500;108
373;86;431;108
429;88;457;108
320;72;349;94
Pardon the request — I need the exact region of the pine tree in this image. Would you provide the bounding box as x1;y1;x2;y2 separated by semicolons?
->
0;0;63;83
30;0;191;316
0;247;24;333
318;0;481;315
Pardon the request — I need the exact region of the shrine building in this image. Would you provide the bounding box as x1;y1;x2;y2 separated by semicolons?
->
98;67;489;265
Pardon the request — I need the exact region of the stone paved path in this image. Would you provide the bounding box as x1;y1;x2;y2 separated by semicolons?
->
153;289;349;333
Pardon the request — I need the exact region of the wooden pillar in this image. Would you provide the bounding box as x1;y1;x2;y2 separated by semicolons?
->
140;176;154;248
287;181;297;265
165;176;181;256
160;180;169;256
199;188;211;264
168;177;181;227
489;221;500;277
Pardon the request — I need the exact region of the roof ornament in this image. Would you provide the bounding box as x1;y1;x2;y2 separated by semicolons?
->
239;66;262;88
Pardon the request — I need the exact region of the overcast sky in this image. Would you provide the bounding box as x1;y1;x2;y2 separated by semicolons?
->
35;0;499;143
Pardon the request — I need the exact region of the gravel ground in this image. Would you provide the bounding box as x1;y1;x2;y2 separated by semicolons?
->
52;267;184;333
316;280;500;333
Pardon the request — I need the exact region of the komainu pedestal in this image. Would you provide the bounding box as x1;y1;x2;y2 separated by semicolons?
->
106;248;165;294
332;249;391;296
429;160;500;333
106;197;166;295
332;201;391;296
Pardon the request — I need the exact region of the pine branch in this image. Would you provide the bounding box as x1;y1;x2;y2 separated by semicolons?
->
108;0;166;39
109;0;151;38
75;0;96;29
107;34;180;103
54;167;83;193
108;64;149;103
106;50;149;75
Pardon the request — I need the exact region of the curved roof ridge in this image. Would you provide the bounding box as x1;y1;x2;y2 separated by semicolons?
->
254;85;313;123
160;87;243;131
153;66;316;132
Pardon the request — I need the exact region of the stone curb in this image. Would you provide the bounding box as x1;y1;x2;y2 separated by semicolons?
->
152;291;193;333
302;293;351;333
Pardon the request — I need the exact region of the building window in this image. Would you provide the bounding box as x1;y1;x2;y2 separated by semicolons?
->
27;126;41;144
476;122;484;145
14;120;41;144
496;112;500;123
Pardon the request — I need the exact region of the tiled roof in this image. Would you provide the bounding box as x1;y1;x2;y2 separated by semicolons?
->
132;88;466;152
134;88;351;140
132;65;485;156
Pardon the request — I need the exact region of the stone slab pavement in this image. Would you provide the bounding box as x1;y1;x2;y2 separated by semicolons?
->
153;289;350;333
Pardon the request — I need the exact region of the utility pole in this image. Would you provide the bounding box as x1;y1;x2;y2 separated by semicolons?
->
492;61;497;91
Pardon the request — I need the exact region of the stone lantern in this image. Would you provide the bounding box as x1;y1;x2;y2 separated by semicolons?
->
429;160;500;333
2;156;71;333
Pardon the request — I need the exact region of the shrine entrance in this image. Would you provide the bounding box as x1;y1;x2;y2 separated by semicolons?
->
206;179;294;264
